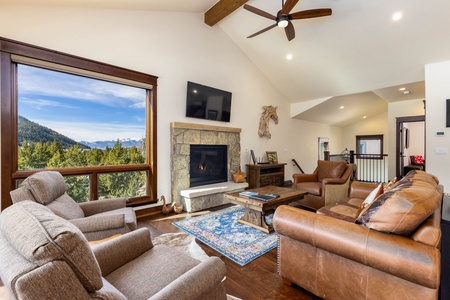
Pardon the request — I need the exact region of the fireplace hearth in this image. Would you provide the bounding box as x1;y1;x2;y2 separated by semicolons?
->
190;145;227;187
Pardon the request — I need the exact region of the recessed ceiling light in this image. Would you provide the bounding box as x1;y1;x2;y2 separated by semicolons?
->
392;12;402;21
286;53;293;60
403;90;410;95
399;87;406;91
363;116;367;119
340;106;344;109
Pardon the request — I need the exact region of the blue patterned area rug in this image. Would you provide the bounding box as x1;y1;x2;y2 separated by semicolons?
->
173;206;278;266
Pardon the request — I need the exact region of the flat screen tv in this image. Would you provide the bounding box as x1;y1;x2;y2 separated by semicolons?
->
185;81;232;122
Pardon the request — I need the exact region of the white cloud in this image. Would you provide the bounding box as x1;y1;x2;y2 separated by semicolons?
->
18;65;146;108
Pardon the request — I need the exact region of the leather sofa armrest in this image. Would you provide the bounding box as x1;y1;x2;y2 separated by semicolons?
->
79;198;127;216
349;181;379;199
293;173;317;184
273;205;440;289
93;228;153;276
70;214;125;232
151;257;227;300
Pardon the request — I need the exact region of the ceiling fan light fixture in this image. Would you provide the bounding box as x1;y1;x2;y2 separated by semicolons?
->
277;14;289;28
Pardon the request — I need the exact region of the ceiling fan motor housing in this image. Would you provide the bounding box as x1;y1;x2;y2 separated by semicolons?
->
277;11;291;28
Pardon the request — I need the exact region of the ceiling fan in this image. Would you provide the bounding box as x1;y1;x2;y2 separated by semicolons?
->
243;0;332;41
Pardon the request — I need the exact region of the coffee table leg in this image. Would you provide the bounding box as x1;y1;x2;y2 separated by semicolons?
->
238;207;274;233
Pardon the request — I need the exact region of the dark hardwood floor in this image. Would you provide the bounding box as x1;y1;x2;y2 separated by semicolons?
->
138;204;320;300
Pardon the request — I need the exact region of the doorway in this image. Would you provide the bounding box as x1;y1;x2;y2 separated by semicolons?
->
395;115;425;179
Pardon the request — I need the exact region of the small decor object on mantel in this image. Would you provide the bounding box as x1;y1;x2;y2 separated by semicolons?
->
258;105;278;138
233;169;246;183
266;151;278;164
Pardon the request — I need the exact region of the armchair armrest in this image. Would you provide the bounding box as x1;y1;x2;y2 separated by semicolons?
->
92;228;153;276
79;198;127;216
70;213;125;232
273;205;440;289
293;173;317;184
322;177;346;185
151;257;227;300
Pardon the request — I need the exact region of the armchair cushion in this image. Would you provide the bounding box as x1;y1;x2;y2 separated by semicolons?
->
0;201;103;292
22;171;67;205
46;193;85;220
317;160;346;182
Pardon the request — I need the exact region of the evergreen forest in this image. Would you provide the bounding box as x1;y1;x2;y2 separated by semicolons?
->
18;116;147;202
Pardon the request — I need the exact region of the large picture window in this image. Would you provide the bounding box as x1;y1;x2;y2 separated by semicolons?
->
0;37;158;209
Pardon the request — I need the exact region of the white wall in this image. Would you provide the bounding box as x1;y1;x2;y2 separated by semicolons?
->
0;4;342;205
425;60;450;190
343;112;388;153
387;99;425;179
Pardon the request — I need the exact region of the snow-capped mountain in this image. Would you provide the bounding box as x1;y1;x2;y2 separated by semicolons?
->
79;138;142;150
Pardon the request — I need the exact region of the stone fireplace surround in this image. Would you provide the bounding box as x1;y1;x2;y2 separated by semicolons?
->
170;122;248;212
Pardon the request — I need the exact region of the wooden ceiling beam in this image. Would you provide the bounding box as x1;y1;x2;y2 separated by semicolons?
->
204;0;248;26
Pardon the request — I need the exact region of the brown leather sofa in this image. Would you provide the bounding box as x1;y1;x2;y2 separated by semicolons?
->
274;170;442;300
292;160;354;210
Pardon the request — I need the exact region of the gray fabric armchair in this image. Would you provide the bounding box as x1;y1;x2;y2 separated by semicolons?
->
10;171;137;241
0;201;228;300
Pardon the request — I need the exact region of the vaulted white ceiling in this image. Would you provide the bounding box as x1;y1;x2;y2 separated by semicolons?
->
4;0;449;126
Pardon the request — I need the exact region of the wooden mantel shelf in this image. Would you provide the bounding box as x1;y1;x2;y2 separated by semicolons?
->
170;122;241;133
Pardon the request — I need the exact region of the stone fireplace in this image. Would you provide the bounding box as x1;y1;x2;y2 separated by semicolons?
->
170;122;248;212
189;144;228;187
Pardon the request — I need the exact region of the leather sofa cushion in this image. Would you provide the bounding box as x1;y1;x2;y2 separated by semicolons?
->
356;178;441;236
22;171;67;205
317;160;346;182
0;201;103;292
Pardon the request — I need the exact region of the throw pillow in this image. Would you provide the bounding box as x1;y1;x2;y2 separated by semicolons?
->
355;183;384;217
356;179;441;236
383;177;397;192
413;155;424;165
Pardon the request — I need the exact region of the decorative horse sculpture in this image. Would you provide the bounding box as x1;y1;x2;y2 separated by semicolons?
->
258;105;278;138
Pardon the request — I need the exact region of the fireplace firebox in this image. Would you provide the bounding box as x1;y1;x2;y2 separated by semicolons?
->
190;145;227;187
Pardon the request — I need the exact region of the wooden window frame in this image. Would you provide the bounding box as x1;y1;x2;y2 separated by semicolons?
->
0;37;158;210
355;134;384;159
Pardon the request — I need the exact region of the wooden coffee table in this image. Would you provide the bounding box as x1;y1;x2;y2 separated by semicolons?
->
224;186;307;233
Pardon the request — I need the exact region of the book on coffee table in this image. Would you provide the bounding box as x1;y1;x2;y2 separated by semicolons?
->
239;191;279;202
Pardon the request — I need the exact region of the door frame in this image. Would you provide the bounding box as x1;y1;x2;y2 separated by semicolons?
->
395;115;425;178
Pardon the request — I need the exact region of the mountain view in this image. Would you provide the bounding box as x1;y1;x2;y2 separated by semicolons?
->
19;116;142;149
18;116;90;149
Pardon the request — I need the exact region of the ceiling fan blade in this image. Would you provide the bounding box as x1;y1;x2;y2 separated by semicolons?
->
247;23;277;38
290;8;332;20
281;0;299;14
285;21;295;41
243;4;276;21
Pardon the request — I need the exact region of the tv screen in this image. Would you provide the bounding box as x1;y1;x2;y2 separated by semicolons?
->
185;81;232;122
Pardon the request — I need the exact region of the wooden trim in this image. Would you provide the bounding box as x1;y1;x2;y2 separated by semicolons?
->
204;0;249;26
0;37;157;85
0;37;158;210
395;115;425;178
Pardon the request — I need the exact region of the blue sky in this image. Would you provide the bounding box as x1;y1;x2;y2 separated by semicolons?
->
18;64;146;142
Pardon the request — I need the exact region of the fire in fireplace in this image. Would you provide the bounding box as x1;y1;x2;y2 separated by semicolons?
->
190;144;227;187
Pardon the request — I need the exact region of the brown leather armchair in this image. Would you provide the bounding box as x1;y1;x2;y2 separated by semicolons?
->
292;160;353;210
